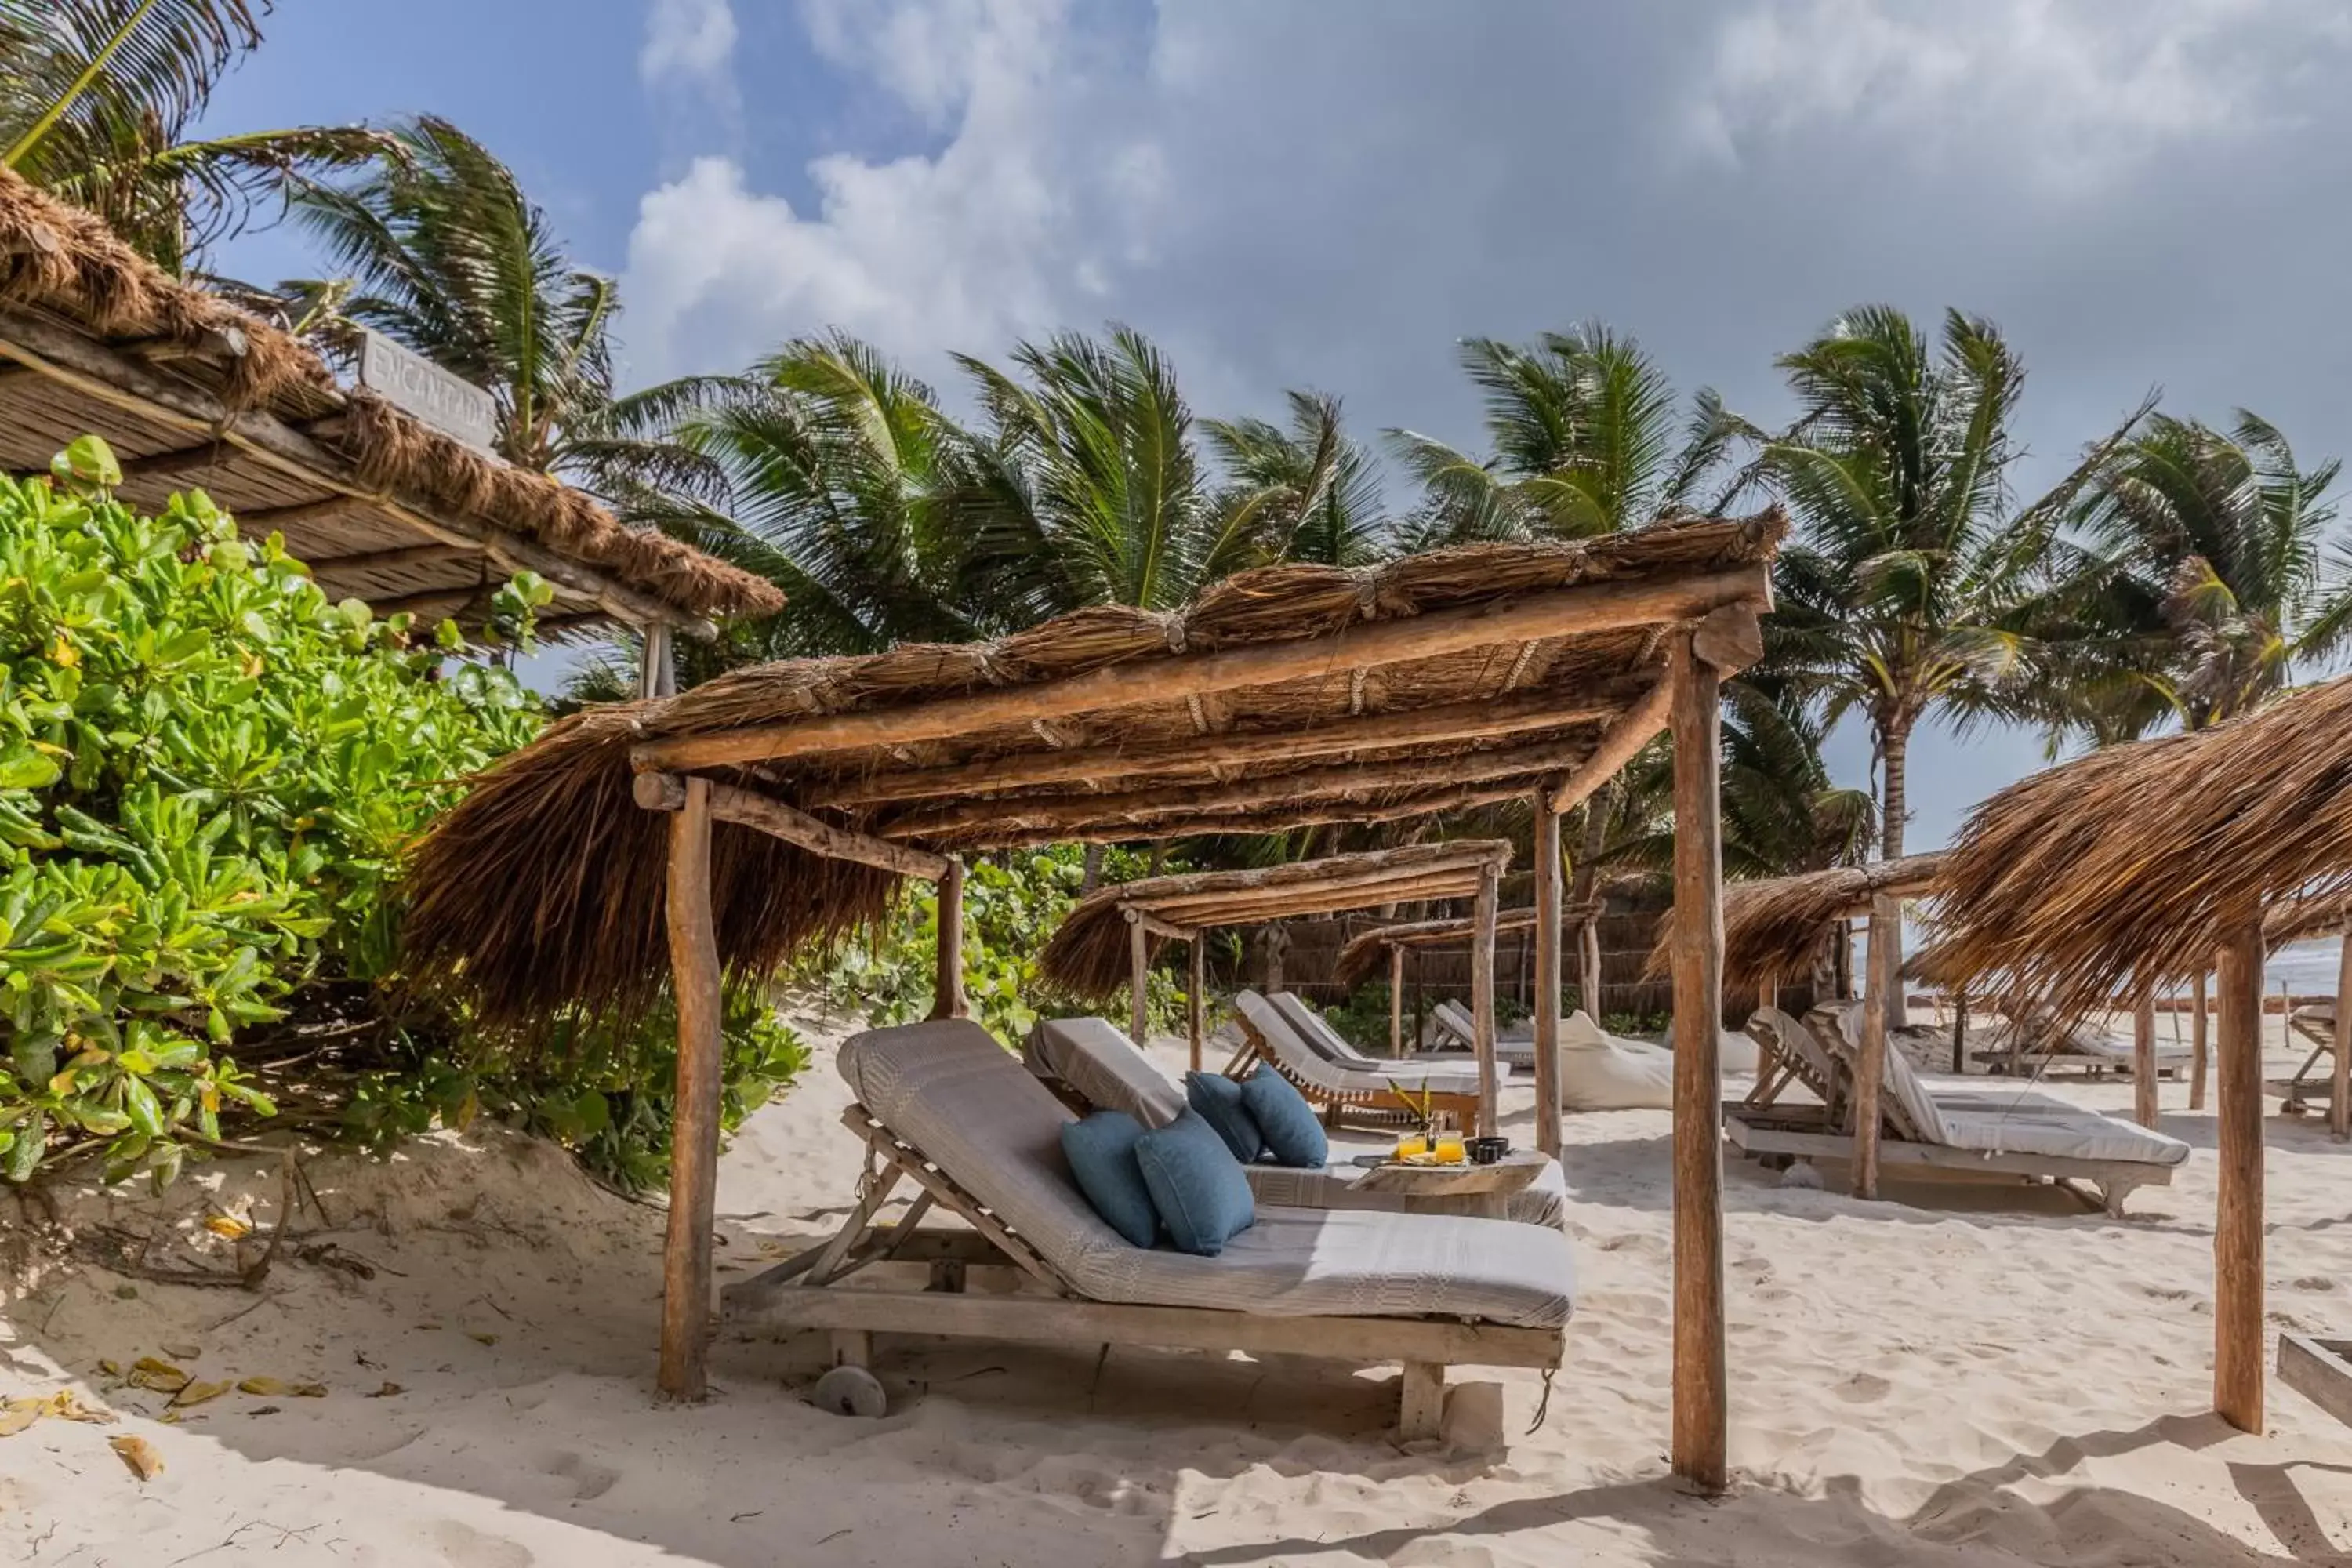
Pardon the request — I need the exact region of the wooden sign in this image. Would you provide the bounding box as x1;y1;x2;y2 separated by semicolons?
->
358;331;497;452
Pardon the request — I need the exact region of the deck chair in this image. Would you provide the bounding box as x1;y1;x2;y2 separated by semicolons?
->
1429;999;1539;1069
1272;993;1518;1085
1230;991;1483;1131
1724;1004;2189;1216
1741;1006;1842;1116
2282;1003;2340;1114
728;1019;1573;1439
1024;1017;1566;1229
1973;1007;2190;1079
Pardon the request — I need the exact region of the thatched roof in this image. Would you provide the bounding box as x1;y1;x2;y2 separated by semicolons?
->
1039;841;1513;1000
0;168;779;632
1921;674;2352;1019
1642;854;1944;993
1331;908;1544;985
2265;885;2352;947
403;516;1781;1025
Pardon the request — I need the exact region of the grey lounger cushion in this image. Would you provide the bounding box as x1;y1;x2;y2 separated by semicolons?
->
1025;1016;1186;1128
1237;992;1489;1098
1269;992;1512;1087
838;1019;1575;1328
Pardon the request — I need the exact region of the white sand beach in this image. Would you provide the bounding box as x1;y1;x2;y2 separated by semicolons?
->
5;1007;2350;1566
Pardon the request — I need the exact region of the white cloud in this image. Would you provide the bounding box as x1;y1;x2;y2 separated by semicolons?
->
640;0;739;92
1685;0;2338;185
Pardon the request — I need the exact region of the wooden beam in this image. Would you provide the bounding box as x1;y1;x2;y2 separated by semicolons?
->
2133;987;2160;1129
1471;860;1501;1141
657;778;723;1401
1667;642;1728;1494
808;691;1618;808
114;441;233;482
1188;938;1207;1074
2190;970;2210;1112
1130;869;1490;927
232;497;365;533
632;566;1772;773
633;771;952;881
1120;907;1192;941
2214;915;2265;1433
0;308;716;636
880;722;1617;840
1544;673;1675;816
310;542;481;581
2333;940;2351;1142
1129;913;1151;1047
368;586;481;619
930;857;967;1020
1532;789;1563;1159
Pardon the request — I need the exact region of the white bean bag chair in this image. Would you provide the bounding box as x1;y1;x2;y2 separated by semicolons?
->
1661;1019;1762;1075
1557;1011;1676;1112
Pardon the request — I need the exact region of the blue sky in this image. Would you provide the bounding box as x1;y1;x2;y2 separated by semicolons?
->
194;0;2352;852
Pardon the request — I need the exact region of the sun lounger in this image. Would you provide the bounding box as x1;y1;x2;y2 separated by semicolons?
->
1973;1010;2190;1079
1270;993;1517;1086
1723;1004;2189;1215
1430;999;1538;1068
1230;991;1483;1130
1024;1016;1566;1228
2281;1003;2340;1114
726;1019;1573;1439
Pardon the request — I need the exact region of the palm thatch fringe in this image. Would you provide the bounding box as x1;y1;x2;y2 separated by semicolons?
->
1641;854;1945;994
0;167;780;621
1920;673;2352;1022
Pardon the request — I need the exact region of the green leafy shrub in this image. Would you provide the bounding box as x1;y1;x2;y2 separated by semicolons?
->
0;442;797;1192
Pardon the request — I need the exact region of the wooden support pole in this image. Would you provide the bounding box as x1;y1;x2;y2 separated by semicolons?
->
930;857;967;1020
1128;911;1151;1047
2133;986;2160;1129
1389;945;1406;1058
1951;993;1967;1076
1850;895;1898;1200
657;778;724;1401
640;622;674;701
1471;861;1501;1141
1668;643;1727;1494
1532;788;1564;1159
2332;938;2352;1142
1188;937;1207;1073
2215;916;2266;1433
2190;971;2211;1110
1581;917;1603;1021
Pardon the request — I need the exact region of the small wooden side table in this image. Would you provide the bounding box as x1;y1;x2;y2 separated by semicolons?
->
1350;1149;1548;1219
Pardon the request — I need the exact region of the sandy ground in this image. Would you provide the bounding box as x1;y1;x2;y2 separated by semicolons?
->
3;1006;2351;1566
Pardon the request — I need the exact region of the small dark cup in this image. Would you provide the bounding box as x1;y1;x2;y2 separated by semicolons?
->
1468;1135;1508;1166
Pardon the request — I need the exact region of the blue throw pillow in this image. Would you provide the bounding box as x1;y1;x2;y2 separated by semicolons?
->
1185;1070;1264;1162
1240;1065;1327;1168
1059;1111;1159;1248
1134;1109;1257;1257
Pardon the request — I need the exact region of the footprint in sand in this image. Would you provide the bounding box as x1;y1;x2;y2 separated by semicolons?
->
2290;1276;2336;1292
1833;1372;1892;1404
543;1450;619;1500
430;1520;535;1568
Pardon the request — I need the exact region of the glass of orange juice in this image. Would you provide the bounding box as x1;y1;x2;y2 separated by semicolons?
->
1394;1131;1428;1160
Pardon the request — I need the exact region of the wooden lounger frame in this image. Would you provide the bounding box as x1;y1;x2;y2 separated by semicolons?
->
1720;1106;2172;1218
1225;1020;1479;1132
720;1106;1564;1439
2278;1334;2352;1427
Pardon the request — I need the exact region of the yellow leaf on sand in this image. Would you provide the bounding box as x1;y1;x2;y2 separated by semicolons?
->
129;1358;189;1395
202;1214;252;1240
368;1382;403;1398
109;1435;163;1480
236;1377;289;1397
0;1399;42;1438
170;1380;231;1409
467;1332;498;1346
45;1390;114;1425
97;1359;122;1377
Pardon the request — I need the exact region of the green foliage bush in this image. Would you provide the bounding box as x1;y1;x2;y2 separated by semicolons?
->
0;441;800;1192
805;844;1195;1044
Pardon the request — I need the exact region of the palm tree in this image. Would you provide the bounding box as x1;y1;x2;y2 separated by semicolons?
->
1388;323;1740;546
1752;305;2147;862
1202;390;1389;567
3;0;387;274
2052;412;2348;739
289;117;638;478
952;327;1289;619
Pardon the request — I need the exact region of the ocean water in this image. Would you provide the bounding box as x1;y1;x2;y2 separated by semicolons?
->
2268;938;2343;996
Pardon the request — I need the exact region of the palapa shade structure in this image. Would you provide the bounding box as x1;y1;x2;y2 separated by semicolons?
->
1038;841;1515;1124
1640;853;1946;997
0;169;779;642
1922;671;2352;1436
400;510;1784;1492
1332;909;1542;986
